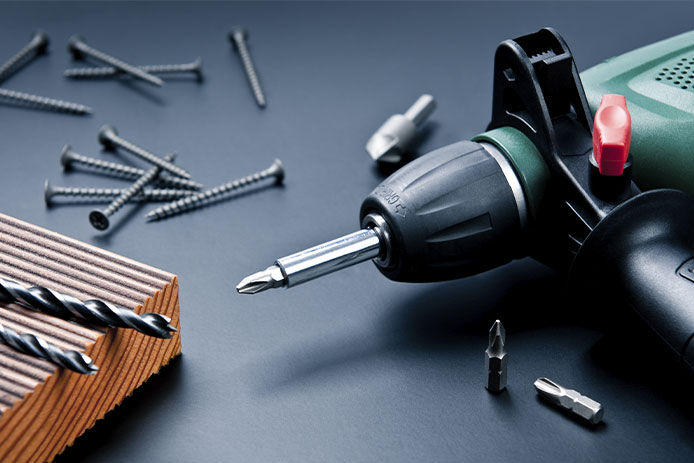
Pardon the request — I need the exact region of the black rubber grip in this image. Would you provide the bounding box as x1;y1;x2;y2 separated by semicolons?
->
571;189;694;369
360;140;523;282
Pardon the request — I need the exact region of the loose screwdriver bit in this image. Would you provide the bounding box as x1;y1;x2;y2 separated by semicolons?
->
534;377;604;425
0;31;49;84
485;320;507;392
145;159;284;222
0;277;176;338
64;57;203;80
60;145;202;190
68;35;164;87
0;321;97;374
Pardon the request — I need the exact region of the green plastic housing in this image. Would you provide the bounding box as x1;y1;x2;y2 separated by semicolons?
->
580;30;694;194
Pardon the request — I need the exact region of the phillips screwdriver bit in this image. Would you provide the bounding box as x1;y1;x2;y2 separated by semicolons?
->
0;276;176;338
0;321;97;374
485;320;507;392
534;377;605;425
60;145;202;190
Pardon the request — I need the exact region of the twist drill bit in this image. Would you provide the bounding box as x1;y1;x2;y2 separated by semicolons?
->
0;31;50;83
146;159;284;221
67;35;164;87
64;57;203;80
229;27;266;107
485;320;507;392
98;125;191;179
0;276;176;338
534;378;605;425
89;154;174;230
60;145;202;190
0;87;92;115
0;322;98;374
44;180;193;207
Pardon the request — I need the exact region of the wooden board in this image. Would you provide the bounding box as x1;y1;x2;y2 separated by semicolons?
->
0;213;182;463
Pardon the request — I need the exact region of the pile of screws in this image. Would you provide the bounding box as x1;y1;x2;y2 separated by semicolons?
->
47;125;285;231
0;31;91;115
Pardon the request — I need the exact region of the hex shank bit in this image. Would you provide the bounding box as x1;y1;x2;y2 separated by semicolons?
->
60;145;202;190
534;378;604;425
64;57;203;80
67;35;164;87
0;31;49;83
44;180;193;207
0;276;176;339
98;125;191;179
0;321;97;374
89;154;174;230
485;320;507;392
0;87;92;115
146;159;284;221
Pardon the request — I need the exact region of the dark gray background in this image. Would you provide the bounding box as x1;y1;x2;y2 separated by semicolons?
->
0;1;692;462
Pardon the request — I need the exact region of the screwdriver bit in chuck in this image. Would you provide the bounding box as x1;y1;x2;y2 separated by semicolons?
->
0;277;176;338
485;320;507;392
534;377;604;425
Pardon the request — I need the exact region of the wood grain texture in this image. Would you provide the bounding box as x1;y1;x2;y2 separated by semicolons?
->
0;213;182;463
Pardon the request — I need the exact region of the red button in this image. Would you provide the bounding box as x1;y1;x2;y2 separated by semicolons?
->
592;94;631;176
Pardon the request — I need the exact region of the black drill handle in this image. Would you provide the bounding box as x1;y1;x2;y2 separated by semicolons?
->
572;190;694;369
360;141;525;282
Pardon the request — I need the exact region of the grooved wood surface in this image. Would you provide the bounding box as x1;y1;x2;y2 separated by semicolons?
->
0;213;182;463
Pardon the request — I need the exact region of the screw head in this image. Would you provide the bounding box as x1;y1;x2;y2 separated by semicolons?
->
44;179;55;207
192;57;204;81
229;27;248;49
67;34;86;59
268;158;285;184
60;144;74;170
32;30;50;55
98;125;118;149
89;210;110;230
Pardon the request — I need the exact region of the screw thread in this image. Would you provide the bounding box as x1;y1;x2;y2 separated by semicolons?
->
50;185;192;202
105;133;191;179
102;162;165;217
0;36;44;83
0;321;97;374
0;87;92;114
147;160;282;221
62;148;201;190
235;39;265;107
73;40;163;86
64;58;202;78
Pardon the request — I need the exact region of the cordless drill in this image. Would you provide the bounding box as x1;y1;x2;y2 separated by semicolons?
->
238;28;694;371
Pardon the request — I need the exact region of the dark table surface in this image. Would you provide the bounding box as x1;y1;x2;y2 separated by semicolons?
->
0;1;693;462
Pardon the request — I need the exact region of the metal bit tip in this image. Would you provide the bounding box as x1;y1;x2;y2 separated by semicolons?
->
485;319;507;392
534;377;604;424
236;265;286;294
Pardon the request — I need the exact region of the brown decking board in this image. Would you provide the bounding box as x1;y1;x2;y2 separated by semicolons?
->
0;213;182;463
